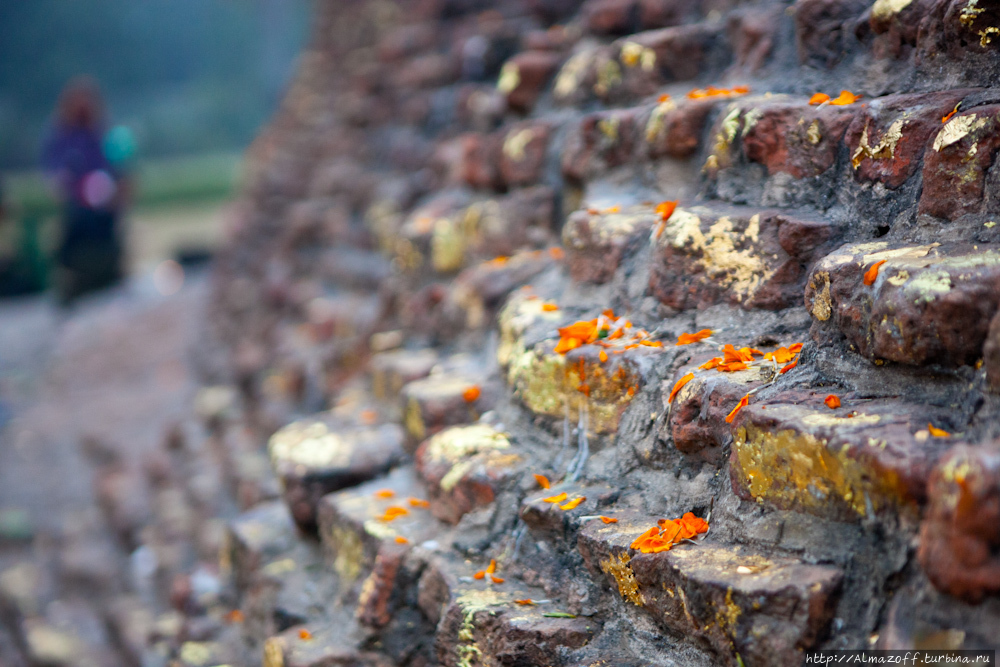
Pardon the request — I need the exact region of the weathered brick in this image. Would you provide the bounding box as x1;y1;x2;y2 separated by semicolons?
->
650;205;840;310
226;501;297;597
268;419;405;531
563;204;658;284
401;372;496;451
844;89;970;188
611;24;721;99
642;96;717;160
730;398;956;520
665;356;770;458
497;292;648;434
370;348;439;402
579;515;842;666
416;424;522;524
561;107;641;181
919;105;1000;220
805;241;1000;366
727;7;780;71
794;0;869;68
499;122;552;187
457;132;504;190
497;50;563;112
918;443;1000;603
262;623;393;667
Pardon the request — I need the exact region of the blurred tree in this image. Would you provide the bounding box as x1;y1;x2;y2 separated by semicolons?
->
0;0;309;169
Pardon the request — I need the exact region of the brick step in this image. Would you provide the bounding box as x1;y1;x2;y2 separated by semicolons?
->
400;364;500;452
806;241;1000;367
267;415;406;532
578;511;842;666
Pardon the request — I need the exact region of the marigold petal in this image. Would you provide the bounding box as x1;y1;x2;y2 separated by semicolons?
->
830;90;860;105
473;571;485;580
725;393;750;423
559;496;586;510
824;395;841;409
788;343;803;353
779;358;798;374
600;516;618;524
491;575;505;584
668;372;694;403
486;559;497;574
395;536;409;544
541;303;559;312
655;200;678;222
463;385;481;402
374;489;395;499
942;104;960;124
630;526;660;549
408;498;430;508
299;629;313;640
863;260;887;286
700;357;722;370
928;423;951;437
718;361;748;372
542;492;569;504
809;92;831;105
599;350;608;363
676;329;713;345
533;474;551;489
514;599;535;605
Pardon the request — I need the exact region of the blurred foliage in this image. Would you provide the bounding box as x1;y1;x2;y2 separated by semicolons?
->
0;0;309;169
4;153;243;217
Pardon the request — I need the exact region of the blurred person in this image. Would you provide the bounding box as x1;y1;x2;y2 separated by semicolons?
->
42;77;131;304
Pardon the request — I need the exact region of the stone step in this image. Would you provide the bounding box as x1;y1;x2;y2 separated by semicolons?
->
401;368;499;452
578;512;842;666
262;619;392;667
806;241;1000;366
267;416;405;532
729;396;956;521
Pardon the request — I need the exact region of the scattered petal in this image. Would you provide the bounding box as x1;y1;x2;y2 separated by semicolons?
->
676;329;713;345
928;423;951;437
542;492;569;503
374;489;395;499
462;385;481;402
490;575;505;584
542;303;559;312
700;357;723;370
408;498;430;508
549;246;564;260
600;516;618;524
830;90;861;106
299;629;313;640
559;496;586;510
225;609;244;624
514;599;535;605
809;92;831;105
599;350;608;363
655;200;678;222
668;373;694;403
863;260;887;286
486;559;497;574
942;103;960;124
534;474;551;489
779;358;798;374
473;570;486;580
824;395;841;409
395;536;409;544
726;393;750;423
379;506;409;522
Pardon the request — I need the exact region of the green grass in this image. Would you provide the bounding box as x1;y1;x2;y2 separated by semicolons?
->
2;151;243;216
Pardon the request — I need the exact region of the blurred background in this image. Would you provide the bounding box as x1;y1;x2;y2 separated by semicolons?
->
0;0;310;289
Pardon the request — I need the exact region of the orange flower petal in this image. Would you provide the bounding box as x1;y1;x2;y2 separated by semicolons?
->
942;104;960;124
863;260;886;286
676;329;713;345
658;93;671;104
700;357;722;370
486;559;497;574
630;526;660;549
599;350;608;363
824;395;841;409
395;536;409;544
655;200;678;222
463;385;481;402
541;303;559;312
226;609;245;623
830;90;861;106
725;393;750;423
542;492;568;504
668;372;694;403
374;489;395;499
549;246;564;260
928;423;950;437
534;474;551;489
788;343;803;353
809;92;831;105
299;629;313;640
600;516;618;524
718;361;748;372
408;498;430;508
360;409;378;425
779;358;798;374
559;496;586;510
473;571;486;580
514;599;535;605
490;575;505;584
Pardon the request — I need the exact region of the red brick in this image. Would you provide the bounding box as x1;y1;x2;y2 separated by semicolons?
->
561;107;641;182
499;122;552;187
498;50;563;113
